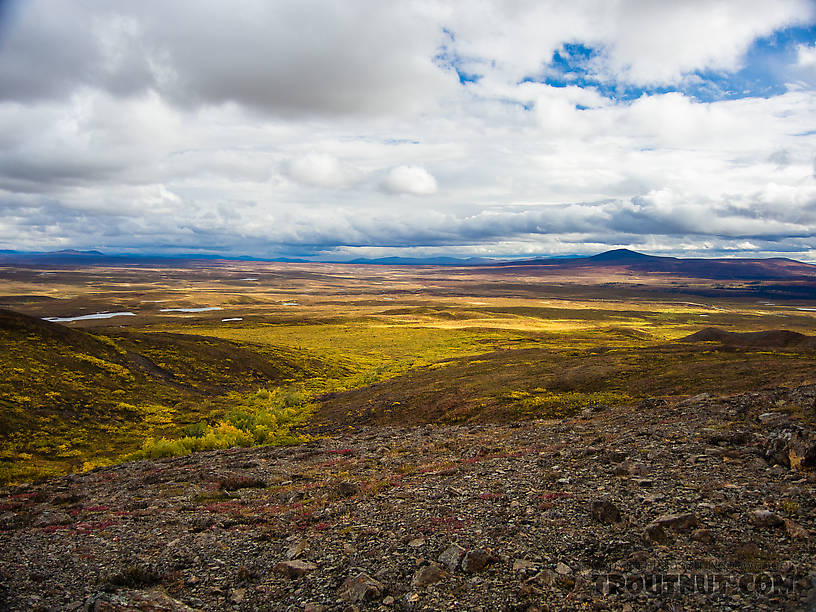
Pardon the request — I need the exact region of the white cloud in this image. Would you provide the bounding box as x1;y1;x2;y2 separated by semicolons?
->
436;0;814;87
382;166;439;196
798;43;816;69
602;0;814;85
0;1;814;260
287;153;360;189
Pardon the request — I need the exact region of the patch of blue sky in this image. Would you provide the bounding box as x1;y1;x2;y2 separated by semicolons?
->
434;27;484;85
522;24;815;104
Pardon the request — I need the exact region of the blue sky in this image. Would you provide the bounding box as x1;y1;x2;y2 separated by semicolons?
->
0;1;815;261
519;25;816;103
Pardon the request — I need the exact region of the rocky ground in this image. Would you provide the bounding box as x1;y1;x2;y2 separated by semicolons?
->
1;386;815;611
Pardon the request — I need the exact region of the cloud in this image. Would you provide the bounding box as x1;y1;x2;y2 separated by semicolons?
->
3;2;811;113
382;166;438;195
436;0;814;87
287;154;360;189
0;1;453;116
0;1;814;260
798;43;816;69
600;0;814;85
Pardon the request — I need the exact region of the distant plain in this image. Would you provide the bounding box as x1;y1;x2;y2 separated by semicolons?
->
1;255;815;484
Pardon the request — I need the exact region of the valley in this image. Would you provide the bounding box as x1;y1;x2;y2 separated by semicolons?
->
0;253;815;610
1;253;816;484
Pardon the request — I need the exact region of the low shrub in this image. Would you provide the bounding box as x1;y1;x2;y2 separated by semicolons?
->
128;388;314;461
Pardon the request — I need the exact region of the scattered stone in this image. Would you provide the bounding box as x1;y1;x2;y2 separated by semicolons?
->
784;519;810;540
0;512;21;530
461;549;491;573
528;569;556;587
230;588;245;604
85;589;199;611
286;538;308;560
638;398;668;410
335;480;358;498
759;412;792;427
438;543;466;571
411;563;448;588
554;562;572;575
590;498;621;524
188;515;214;532
787;431;816;470
2;383;814;611
273;560;317;579
750;509;784;528
513;559;538;573
652;512;698;532
628;462;648;476
338;573;383;604
613;464;630;477
691;528;713;544
679;393;711;406
627;550;651;566
605;450;628;464
644;522;670;545
31;510;72;528
762;428;816;470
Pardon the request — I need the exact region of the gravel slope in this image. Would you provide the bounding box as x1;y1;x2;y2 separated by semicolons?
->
1;386;815;611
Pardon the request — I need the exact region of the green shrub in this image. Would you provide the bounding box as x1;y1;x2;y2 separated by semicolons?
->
505;388;632;418
128;388;314;461
184;421;208;438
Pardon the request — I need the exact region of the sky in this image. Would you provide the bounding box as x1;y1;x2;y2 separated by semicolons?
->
0;1;815;262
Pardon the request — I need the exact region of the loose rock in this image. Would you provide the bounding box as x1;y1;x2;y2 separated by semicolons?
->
554;562;572;575
590;498;621;524
644;522;670;545
411;563;448;588
652;512;698;532
438;543;466;571
338;573;384;604
750;509;784;528
461;549;491;573
273;560;317;578
784;519;810;540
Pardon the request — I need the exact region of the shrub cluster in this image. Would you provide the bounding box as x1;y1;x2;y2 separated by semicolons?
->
129;388;313;460
505;388;631;418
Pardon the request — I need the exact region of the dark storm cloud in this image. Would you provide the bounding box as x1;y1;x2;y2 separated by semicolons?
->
0;1;449;115
4;190;815;260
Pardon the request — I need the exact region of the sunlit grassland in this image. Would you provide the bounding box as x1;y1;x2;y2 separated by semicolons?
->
312;343;816;429
0;315;341;484
159;295;813;369
2;260;816;484
163;322;533;374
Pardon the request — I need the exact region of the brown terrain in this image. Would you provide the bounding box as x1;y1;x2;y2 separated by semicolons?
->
0;253;815;611
1;385;815;611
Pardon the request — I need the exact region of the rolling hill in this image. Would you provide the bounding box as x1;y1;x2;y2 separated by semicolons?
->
0;308;342;483
498;248;816;281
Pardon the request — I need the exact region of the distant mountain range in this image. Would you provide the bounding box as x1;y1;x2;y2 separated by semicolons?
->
1;247;815;281
496;248;816;280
